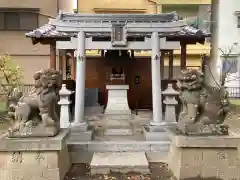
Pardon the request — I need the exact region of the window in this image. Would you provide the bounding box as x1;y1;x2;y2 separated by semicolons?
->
4;12;20;30
0;8;39;31
0;12;4;30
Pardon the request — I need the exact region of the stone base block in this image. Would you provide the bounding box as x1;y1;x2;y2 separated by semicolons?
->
143;123;175;141
167;128;240;180
90;152;150;175
70;123;88;132
0;130;70;180
68;129;93;141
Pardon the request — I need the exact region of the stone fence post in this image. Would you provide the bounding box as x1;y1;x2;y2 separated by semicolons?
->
58;84;74;128
162;83;179;123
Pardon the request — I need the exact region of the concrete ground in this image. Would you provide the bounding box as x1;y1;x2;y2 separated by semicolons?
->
64;163;225;180
224;105;240;133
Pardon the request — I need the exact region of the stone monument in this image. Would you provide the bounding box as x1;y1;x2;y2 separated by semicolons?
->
167;69;240;180
0;69;71;180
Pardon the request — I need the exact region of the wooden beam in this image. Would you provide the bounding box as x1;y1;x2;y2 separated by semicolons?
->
53;20;186;33
166;37;204;44
56;37;180;50
168;50;174;79
180;42;187;70
29;37;70;45
50;42;56;70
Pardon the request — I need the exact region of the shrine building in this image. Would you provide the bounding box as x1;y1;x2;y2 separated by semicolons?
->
25;12;210;125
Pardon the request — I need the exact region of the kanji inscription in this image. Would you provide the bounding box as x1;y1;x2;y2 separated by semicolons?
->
11;152;23;163
154;55;159;60
77;55;85;62
35;151;45;164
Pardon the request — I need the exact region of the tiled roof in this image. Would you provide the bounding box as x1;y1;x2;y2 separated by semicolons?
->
26;24;210;39
25;12;210;39
25;24;69;39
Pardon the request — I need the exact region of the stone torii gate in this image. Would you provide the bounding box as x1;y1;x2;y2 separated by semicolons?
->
51;12;187;133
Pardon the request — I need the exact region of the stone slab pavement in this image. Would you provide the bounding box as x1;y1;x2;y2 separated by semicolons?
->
90;152;150;174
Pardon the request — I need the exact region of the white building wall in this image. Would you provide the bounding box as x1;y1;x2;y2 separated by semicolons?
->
207;0;240;92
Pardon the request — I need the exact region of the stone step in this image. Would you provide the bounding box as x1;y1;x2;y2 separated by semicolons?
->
69;149;168;164
67;140;170;152
90;152;150;174
102;114;133;120
104;127;133;136
84;106;104;116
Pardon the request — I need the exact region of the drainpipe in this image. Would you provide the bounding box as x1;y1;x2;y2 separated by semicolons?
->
57;0;59;13
77;0;79;12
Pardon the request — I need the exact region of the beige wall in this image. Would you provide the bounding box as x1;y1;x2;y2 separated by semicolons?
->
0;25;50;56
0;0;72;83
11;56;49;83
59;0;74;12
0;0;58;16
150;0;211;4
78;0;149;13
77;0;211;13
162;4;199;18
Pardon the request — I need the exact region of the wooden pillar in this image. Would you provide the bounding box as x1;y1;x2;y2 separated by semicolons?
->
131;50;134;59
70;50;76;80
101;50;104;58
50;42;56;70
168;50;174;79
180;42;187;70
160;50;165;78
201;54;207;74
58;50;63;76
62;50;67;80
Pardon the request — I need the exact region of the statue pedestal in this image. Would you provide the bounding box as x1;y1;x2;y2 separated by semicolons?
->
104;85;132;136
166;128;240;180
0;130;70;180
104;85;131;115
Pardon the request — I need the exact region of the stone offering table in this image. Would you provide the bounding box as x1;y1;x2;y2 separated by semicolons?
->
103;85;132;136
167;128;240;180
0;130;70;180
104;85;131;115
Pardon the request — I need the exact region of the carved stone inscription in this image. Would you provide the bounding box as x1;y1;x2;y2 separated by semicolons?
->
35;151;45;164
11;152;23;163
